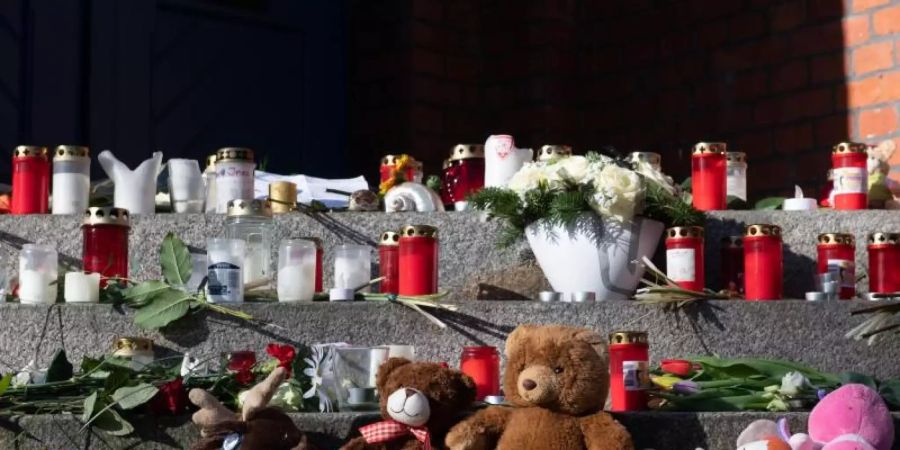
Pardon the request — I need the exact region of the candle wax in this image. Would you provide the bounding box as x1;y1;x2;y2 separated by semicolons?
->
277;260;316;302
19;269;57;304
64;272;101;303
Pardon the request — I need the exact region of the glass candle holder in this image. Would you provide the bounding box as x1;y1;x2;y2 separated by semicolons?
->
665;226;705;292
167;158;205;213
608;331;649;412
11;146;50;215
725;152;747;202
52;145;90;215
460;346;500;401
867;233;900;294
378;231;400;295
113;337;154;371
202;153;217;213
185;253;207;293
298;237;324;292
628;152;662;171
744;224;783;301
334;244;371;292
221;350;256;372
334;347;389;411
536;144;572;162
82;207;130;287
448;144;486;211
64;272;101;303
816;233;856;300
18;244;58;304
440;159;456;206
269;181;297;214
225;199;274;286
215;148;256;213
398;225;439;296
277;239;317;302
207;238;246;303
831;142;868;210
691;142;727;211
720;236;744;293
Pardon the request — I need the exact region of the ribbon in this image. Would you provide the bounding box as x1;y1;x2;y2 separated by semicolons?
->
360;420;431;450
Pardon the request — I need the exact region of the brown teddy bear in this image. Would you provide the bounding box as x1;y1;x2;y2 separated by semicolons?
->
445;324;634;450
341;358;477;450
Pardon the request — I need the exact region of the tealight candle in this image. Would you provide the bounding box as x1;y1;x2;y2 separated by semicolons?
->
333;244;371;300
782;186;817;211
277;239;316;302
64;272;101;303
18;244;58;304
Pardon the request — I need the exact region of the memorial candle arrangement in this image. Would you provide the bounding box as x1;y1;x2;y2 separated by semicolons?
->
18;244;58;304
331;244;371;301
665;226;705;292
398;224;439;296
628;151;662;171
867;232;900;295
215;147;256;213
11;146;50;215
608;331;649;412
725;152;747;202
225;199;274;286
206;238;246;303
536;144;572;162
277;239;317;302
51;145;90;215
743;224;783;301
378;231;400;295
444;144;485;210
459;346;500;401
831;142;868;210
720;236;744;293
82;207;130;286
691;142;727;211
816;233;856;299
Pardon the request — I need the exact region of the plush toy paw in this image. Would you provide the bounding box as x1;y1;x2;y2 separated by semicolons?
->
445;426;488;450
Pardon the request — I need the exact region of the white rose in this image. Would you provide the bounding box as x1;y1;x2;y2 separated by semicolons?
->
589;164;643;221
779;371;808;396
634;161;677;195
507;162;548;195
549;156;590;184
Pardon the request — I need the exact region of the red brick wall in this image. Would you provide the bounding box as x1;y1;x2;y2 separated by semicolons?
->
348;0;898;199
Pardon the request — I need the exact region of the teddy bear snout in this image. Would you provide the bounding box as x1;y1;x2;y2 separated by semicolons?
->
386;387;431;427
517;365;558;405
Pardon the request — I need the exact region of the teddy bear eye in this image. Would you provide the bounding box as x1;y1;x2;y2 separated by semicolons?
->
554;367;564;374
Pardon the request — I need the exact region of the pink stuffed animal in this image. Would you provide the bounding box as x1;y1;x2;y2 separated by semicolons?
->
736;384;895;450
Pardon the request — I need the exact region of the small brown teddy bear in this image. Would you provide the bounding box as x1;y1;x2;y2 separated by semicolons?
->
445;324;634;450
341;358;477;450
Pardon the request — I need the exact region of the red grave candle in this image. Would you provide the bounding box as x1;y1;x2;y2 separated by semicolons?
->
378;231;400;295
816;233;856;299
536;144;573;162
665;226;705;292
222;350;256;371
720;236;744;293
691;142;727;211
460;346;500;401
82;207;130;287
448;144;485;206
298;237;324;293
608;331;649;412
868;233;900;294
380;154;421;184
831;142;868;210
743;224;783;301
398;225;439;296
11;146;50;215
440;160;456;205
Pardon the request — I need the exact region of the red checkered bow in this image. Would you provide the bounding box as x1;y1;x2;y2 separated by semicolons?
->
360;420;431;450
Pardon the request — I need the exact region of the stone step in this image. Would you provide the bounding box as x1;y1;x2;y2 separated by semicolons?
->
1;300;896;379
0;210;898;301
2;411;899;450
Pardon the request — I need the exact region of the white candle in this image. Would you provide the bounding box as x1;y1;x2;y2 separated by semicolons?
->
783;185;818;211
334;245;371;292
64;272;101;303
368;347;389;387
18;270;57;304
277;260;315;302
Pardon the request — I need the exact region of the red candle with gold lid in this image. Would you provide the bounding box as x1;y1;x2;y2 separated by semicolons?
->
743;224;783;301
868;232;900;294
691;142;727;211
398;224;439;296
440;159;456;205
447;144;485;209
720;236;744;293
82;207;130;287
665;226;705;292
816;233;856;299
460;346;500;401
11;146;50;215
608;331;649;412
831;142;868;210
378;231;400;295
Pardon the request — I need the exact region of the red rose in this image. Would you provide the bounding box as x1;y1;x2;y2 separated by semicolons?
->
235;368;254;385
149;377;188;415
266;343;296;376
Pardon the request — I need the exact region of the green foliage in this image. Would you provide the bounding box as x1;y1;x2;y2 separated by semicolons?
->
111;383;159;410
640;181;706;228
132;289;193;330
425;175;441;192
160;233;192;286
0;374;11;397
755;197;786;210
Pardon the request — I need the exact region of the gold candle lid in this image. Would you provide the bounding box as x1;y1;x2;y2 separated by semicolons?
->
537;145;573;161
380;231;400;246
13;145;49;159
832;142;867;154
449;144;485;161
381;154;416;166
725;152;746;163
745;224;782;238
114;337;153;353
721;236;743;247
400;224;438;239
666;226;705;239
53;145;90;161
215;147;254;162
692;142;726;155
817;233;854;246
628;151;661;167
226;199;273;218
296;236;323;249
867;232;900;245
268;181;297;213
83;207;131;227
609;331;648;345
205;153;218;169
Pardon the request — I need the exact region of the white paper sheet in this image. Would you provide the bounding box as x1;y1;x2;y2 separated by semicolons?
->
253;171;369;208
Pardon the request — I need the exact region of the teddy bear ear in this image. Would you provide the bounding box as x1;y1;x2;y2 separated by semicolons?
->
505;324;540;357
573;328;606;358
375;357;412;389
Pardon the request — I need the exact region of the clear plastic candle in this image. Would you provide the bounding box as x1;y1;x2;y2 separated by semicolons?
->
334;244;371;292
277;239;317;302
207;238;246;303
225;199;274;286
52;145;91;215
725;152;747;202
18;244;58;304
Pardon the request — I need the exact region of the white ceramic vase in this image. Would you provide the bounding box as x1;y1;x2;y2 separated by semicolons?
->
525;213;664;300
